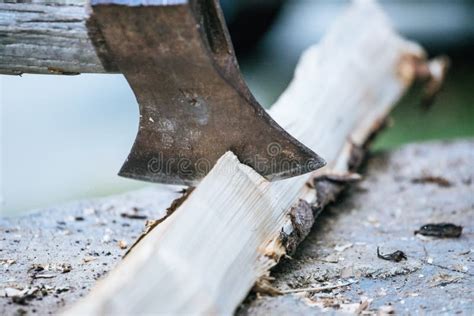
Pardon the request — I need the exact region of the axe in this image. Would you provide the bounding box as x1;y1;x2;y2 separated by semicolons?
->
86;0;325;185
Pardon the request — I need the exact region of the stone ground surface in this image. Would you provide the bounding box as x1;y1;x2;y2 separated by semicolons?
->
0;187;182;315
238;139;474;315
1;140;473;315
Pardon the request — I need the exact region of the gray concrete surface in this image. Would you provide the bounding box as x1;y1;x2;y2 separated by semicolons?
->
1;140;473;315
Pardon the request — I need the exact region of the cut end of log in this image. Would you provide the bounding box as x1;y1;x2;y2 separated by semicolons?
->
210;151;270;187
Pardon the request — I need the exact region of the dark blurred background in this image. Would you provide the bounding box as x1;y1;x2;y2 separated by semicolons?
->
1;0;473;214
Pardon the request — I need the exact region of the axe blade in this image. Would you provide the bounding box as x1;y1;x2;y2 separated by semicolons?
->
89;0;325;185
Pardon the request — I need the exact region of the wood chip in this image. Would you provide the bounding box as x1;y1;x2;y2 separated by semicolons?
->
430;273;462;287
0;259;16;267
335;243;353;252
414;223;463;238
279;280;357;294
378;304;395;314
83;256;96;263
321;253;340;263
314;172;363;183
120;207;147;220
377;247;407;262
118;240;128;250
411;175;452;187
102;234;111;243
33;273;56;279
2;288;23;297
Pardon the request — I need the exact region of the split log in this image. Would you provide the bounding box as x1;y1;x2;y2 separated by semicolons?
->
61;1;447;315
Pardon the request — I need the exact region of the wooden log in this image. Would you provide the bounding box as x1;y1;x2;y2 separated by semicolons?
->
0;0;112;75
62;1;447;315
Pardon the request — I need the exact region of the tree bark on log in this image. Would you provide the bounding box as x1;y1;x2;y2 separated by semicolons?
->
55;1;446;315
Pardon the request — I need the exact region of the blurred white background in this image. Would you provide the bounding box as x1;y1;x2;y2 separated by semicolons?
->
1;75;143;214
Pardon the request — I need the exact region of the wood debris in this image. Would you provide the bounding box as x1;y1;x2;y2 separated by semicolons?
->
252;277;282;296
430;273;463;287
338;298;371;314
378;304;395;315
278;280;357;295
414;223;463;238
118;240;128;250
120;207;147;220
314;172;362;184
321;253;340;263
123;187;195;258
377;247;407;262
28;263;72;279
32;273;56;279
335;243;353;252
411;175;452;187
102;234;111;243
0;259;16;268
2;287;41;305
1;285;70;306
83;256;96;263
419;56;450;109
83;207;96;215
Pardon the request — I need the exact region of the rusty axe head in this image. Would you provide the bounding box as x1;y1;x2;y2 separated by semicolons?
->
88;0;325;185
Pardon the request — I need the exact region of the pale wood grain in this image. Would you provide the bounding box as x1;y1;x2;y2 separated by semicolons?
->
64;1;438;315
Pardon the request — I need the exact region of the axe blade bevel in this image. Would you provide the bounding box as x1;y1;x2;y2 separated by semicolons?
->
89;0;325;185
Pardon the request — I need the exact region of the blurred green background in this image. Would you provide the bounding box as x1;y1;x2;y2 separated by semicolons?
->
1;0;473;215
374;61;474;149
